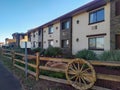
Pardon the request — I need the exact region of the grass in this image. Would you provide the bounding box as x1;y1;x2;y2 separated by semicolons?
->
0;51;36;90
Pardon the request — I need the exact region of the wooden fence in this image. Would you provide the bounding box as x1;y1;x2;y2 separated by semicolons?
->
1;49;120;89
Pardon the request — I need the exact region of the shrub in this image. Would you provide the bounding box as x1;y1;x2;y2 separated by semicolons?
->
32;47;42;53
75;49;97;60
13;47;25;53
44;46;62;57
99;50;120;61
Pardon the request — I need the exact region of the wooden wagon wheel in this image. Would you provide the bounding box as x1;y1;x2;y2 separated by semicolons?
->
66;59;96;90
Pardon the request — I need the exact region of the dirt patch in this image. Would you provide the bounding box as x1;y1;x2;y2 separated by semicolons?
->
32;79;76;90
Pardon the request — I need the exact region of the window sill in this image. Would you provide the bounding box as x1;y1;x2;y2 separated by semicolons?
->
89;48;104;51
61;29;70;31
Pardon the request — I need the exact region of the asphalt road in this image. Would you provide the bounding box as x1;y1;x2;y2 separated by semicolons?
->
0;62;22;90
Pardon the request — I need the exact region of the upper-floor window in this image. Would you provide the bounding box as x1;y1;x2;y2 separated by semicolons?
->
48;26;53;34
33;33;35;37
61;21;70;30
89;9;104;24
88;37;104;50
38;30;41;35
116;1;120;16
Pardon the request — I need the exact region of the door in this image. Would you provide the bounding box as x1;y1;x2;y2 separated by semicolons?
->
116;35;120;49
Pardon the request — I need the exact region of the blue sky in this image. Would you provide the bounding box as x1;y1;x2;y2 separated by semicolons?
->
0;0;92;42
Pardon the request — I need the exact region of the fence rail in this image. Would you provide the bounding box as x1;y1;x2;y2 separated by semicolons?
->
1;49;120;89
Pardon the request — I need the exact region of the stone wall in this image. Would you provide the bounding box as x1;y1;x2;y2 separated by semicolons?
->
110;0;120;50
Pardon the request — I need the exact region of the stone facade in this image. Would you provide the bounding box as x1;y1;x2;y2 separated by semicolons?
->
60;18;72;55
110;0;120;50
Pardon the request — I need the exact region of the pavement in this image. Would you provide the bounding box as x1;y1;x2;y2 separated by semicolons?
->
0;62;22;90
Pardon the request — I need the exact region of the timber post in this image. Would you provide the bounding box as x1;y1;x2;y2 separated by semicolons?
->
12;50;15;66
1;48;3;55
36;52;40;81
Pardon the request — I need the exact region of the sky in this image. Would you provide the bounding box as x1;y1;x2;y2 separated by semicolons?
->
0;0;93;43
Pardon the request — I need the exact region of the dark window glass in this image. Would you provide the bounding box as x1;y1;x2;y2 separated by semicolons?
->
38;30;41;35
62;21;70;29
33;41;35;47
38;42;41;47
61;40;69;48
89;9;104;24
48;26;53;34
33;33;35;37
97;9;104;21
89;37;104;50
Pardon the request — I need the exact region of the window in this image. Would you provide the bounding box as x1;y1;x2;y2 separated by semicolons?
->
33;41;35;47
33;33;35;37
39;42;41;47
38;30;41;35
48;26;53;34
76;20;79;24
116;1;120;16
89;9;104;24
89;37;104;50
61;21;70;29
48;40;53;47
61;40;69;48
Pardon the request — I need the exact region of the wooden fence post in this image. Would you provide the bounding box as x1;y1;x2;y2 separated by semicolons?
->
36;52;40;81
1;48;3;55
12;51;15;66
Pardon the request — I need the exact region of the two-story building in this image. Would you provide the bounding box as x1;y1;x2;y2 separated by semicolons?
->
27;27;43;49
22;0;120;55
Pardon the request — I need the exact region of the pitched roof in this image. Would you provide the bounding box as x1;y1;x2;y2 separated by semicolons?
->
28;0;107;33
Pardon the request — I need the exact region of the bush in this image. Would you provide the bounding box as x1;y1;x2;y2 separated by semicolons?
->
99;50;120;61
32;47;42;53
75;49;97;60
44;46;62;57
13;47;25;53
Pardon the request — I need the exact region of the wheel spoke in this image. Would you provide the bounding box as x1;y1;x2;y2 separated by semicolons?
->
68;70;76;75
80;64;85;72
72;63;77;70
77;62;80;70
70;74;77;80
69;65;76;73
83;73;93;82
81;68;91;73
75;76;80;82
78;77;82;86
81;76;87;87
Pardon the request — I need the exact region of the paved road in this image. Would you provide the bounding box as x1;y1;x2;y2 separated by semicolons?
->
0;62;22;90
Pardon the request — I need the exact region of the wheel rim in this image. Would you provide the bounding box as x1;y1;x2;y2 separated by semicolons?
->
66;59;96;90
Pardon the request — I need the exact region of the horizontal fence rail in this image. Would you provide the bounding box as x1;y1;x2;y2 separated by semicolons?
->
1;49;120;89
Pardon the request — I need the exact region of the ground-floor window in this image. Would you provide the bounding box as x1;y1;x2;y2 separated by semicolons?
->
61;40;69;48
38;42;41;47
48;40;53;47
88;37;104;50
33;41;35;47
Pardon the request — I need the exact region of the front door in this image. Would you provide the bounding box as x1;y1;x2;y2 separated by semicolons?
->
116;35;120;49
